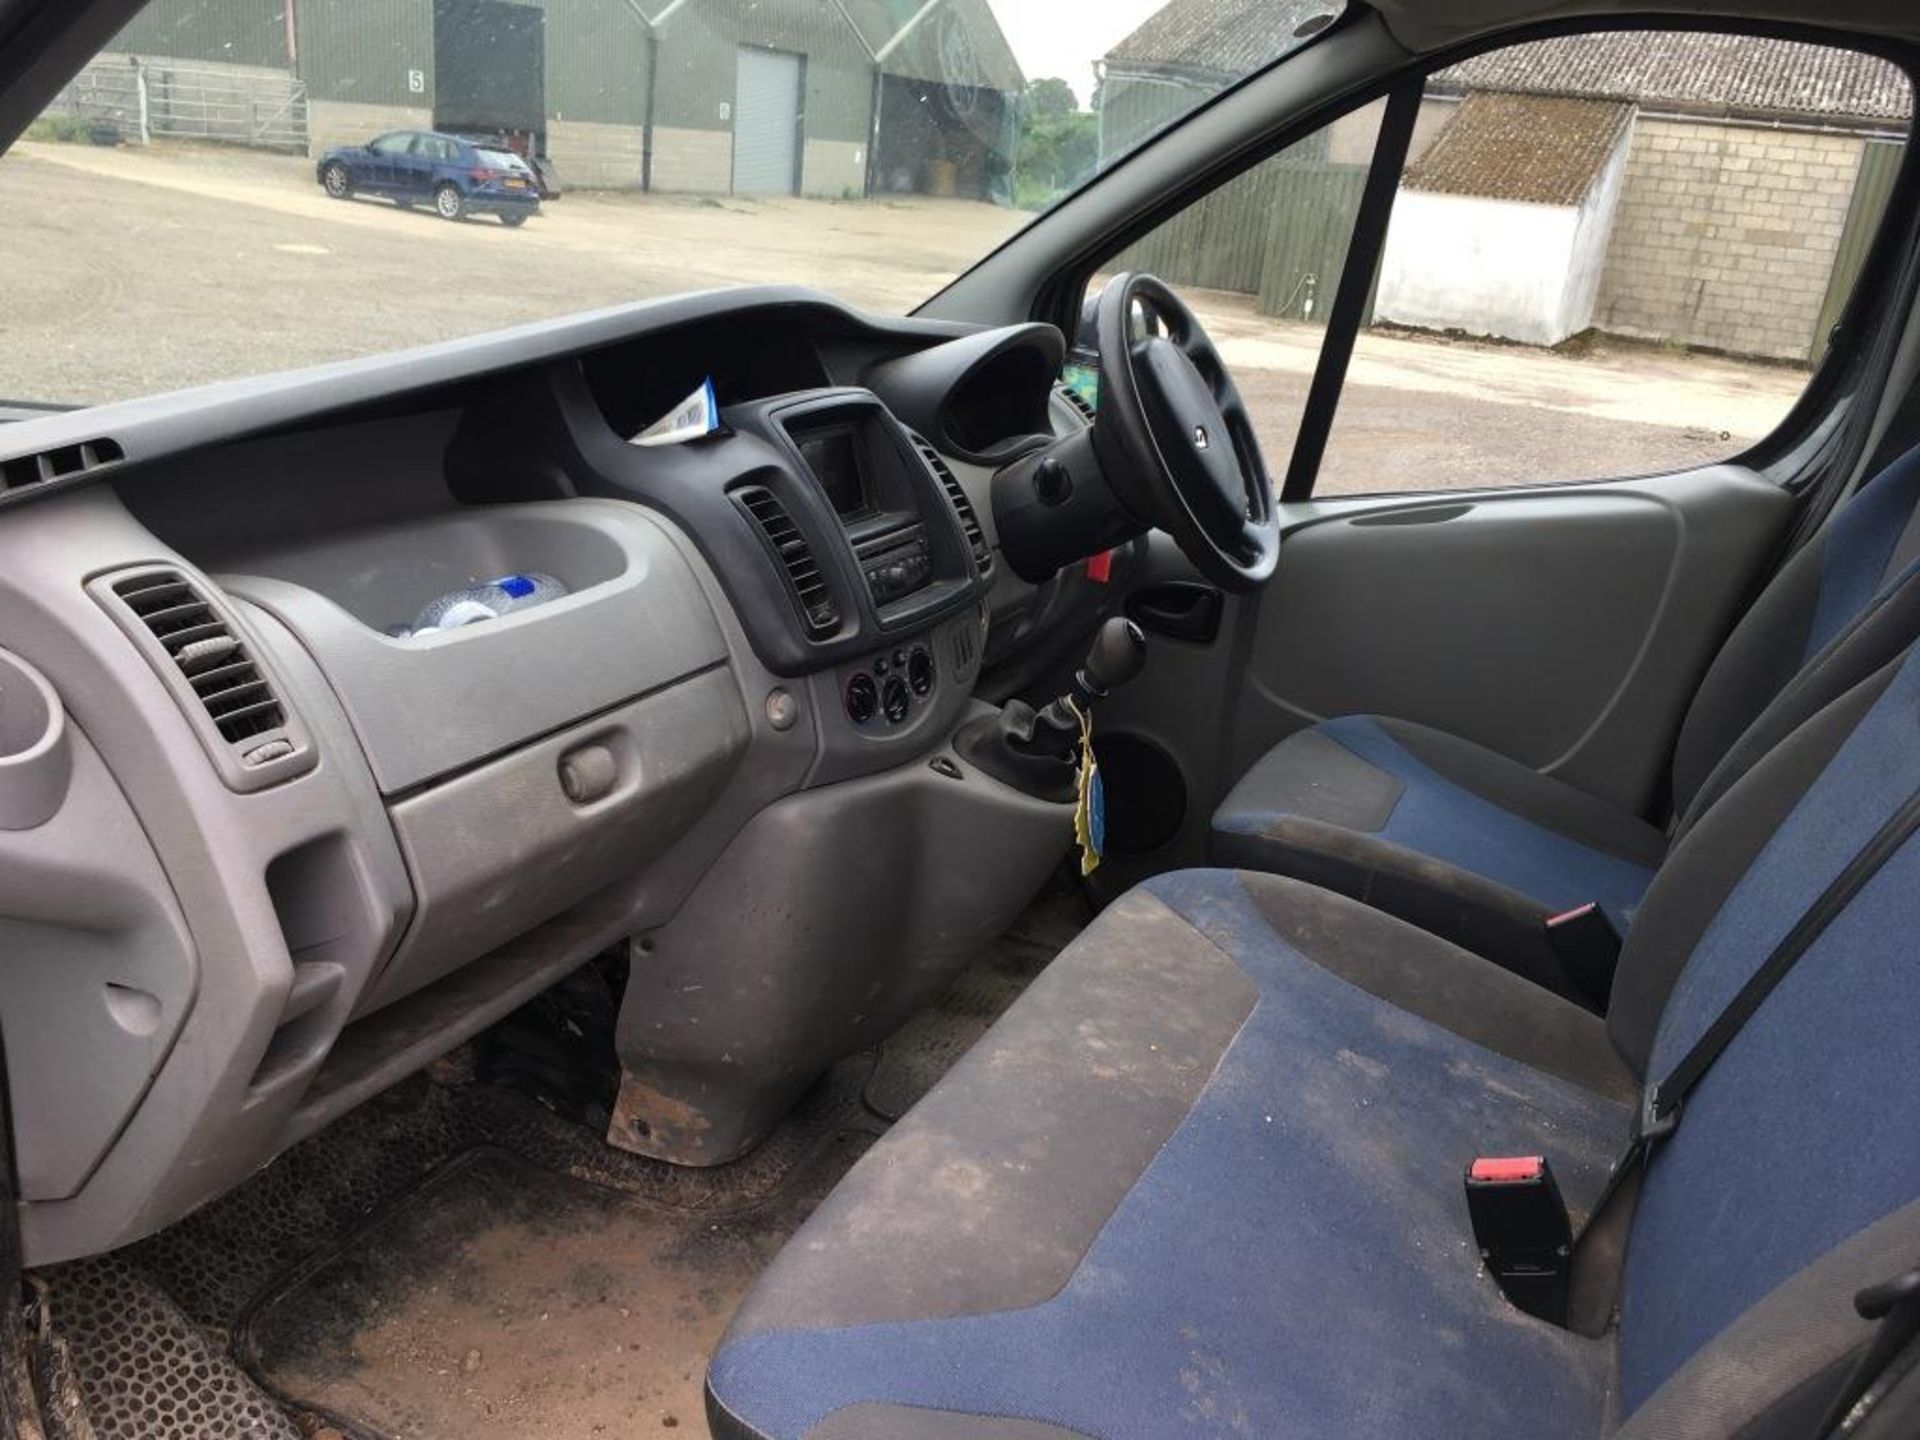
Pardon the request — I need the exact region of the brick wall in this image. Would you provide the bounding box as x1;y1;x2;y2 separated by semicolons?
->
547;118;643;190
307;100;432;158
1595;116;1863;363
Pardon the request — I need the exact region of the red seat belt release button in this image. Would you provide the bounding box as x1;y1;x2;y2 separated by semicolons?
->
1465;1154;1573;1326
1542;901;1623;1007
1470;1155;1545;1184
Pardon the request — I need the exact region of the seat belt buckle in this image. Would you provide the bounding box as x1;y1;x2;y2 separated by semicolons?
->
1543;902;1622;1006
1465;1155;1573;1325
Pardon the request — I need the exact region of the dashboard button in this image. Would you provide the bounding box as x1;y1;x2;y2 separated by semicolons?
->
881;676;911;724
845;673;879;724
765;687;799;731
907;648;935;696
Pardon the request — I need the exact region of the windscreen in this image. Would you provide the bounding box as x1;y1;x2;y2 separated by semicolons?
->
0;0;1339;408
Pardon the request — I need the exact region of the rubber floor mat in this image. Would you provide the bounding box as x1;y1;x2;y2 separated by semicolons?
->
236;1138;868;1439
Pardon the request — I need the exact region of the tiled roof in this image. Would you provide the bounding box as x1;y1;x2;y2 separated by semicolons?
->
1402;91;1632;205
1105;5;1912;126
1434;32;1911;125
1104;0;1339;83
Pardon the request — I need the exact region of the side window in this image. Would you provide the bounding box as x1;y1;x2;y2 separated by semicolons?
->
1316;33;1913;494
1087;31;1912;498
368;132;411;157
1088;102;1386;467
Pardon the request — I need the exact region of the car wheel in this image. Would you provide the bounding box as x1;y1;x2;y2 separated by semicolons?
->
434;183;466;221
321;162;352;199
500;212;528;228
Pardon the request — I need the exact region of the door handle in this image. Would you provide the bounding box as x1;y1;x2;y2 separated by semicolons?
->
1126;582;1224;645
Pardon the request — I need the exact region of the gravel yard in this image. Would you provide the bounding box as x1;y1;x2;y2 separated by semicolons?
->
0;140;1808;493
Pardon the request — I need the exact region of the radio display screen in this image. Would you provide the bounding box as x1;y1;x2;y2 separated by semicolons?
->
797;426;872;520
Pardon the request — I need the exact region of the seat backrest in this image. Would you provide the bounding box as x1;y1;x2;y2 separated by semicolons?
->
1669;445;1920;820
1609;644;1920;1429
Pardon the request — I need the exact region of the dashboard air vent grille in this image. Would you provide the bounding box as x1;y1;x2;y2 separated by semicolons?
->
913;436;992;577
112;570;288;744
0;437;125;495
1057;384;1096;428
736;486;840;638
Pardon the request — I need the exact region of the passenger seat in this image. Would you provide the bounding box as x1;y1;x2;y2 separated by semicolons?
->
707;640;1920;1438
1211;445;1920;999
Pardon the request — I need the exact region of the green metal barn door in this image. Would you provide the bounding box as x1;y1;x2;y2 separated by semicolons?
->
1817;138;1905;359
734;47;803;196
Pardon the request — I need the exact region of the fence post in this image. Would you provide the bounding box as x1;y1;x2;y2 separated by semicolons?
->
134;62;150;145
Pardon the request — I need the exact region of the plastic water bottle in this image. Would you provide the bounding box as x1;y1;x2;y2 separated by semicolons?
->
404;572;569;636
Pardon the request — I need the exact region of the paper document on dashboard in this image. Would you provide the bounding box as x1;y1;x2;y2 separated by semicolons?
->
630;378;719;446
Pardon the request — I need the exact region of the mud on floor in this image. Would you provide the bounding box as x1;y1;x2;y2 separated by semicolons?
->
239;1142;870;1439
31;887;1083;1440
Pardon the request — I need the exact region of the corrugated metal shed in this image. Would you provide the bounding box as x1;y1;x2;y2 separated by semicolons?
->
1404;92;1632;206
845;0;1022;92
296;0;433;106
652;0;873;139
542;0;649;126
113;0;291;69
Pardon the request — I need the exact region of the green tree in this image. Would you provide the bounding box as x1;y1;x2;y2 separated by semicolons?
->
1014;77;1098;211
1022;76;1078;121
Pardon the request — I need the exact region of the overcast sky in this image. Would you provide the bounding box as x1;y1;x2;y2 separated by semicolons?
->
987;1;1168;107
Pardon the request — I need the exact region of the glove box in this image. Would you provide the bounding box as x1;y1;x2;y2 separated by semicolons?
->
224;499;751;1014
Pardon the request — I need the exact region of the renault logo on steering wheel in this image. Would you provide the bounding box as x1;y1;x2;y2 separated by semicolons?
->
1192;424;1210;451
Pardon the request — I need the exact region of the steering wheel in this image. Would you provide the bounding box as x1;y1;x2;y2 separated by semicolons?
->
1090;273;1280;592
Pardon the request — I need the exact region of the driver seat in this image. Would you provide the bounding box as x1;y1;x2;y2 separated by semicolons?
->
1211;445;1920;1001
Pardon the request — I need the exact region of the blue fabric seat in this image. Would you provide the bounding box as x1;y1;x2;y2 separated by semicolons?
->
709;641;1920;1439
1211;445;1920;998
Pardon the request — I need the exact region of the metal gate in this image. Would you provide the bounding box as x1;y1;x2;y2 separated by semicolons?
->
45;58;309;152
733;47;802;196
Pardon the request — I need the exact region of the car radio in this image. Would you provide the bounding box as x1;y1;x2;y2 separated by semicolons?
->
854;525;932;606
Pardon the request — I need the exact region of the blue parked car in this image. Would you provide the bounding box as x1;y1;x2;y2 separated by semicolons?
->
316;129;540;226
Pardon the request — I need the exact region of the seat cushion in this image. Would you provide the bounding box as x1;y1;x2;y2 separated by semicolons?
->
1211;714;1665;994
707;870;1632;1440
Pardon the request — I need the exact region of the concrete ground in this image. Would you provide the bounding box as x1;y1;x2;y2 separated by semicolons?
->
0;140;1809;493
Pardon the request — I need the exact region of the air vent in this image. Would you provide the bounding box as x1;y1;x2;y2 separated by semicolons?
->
95;566;312;791
912;436;993;577
113;570;288;742
1;437;124;493
735;486;840;638
1057;384;1096;428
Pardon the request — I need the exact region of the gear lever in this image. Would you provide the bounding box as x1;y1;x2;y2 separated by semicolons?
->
1031;617;1148;748
956;617;1148;801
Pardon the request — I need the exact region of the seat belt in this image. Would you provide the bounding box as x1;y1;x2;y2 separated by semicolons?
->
1583;786;1920;1238
1472;786;1920;1324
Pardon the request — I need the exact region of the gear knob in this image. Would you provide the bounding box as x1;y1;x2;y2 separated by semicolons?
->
1083;617;1148;695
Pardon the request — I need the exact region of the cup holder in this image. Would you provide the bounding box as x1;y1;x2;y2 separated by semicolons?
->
0;648;72;830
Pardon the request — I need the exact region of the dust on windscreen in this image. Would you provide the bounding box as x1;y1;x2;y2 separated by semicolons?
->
2;0;1339;407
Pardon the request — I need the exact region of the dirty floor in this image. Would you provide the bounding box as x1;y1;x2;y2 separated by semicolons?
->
32;889;1084;1440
